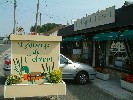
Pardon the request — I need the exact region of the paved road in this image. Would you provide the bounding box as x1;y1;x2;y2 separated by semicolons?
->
0;44;11;56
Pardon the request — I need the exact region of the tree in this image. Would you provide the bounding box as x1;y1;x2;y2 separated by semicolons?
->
30;23;60;33
30;26;35;32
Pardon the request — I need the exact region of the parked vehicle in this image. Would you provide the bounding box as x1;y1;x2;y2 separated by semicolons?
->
3;37;9;44
3;54;11;77
60;54;96;84
3;37;11;44
3;51;96;84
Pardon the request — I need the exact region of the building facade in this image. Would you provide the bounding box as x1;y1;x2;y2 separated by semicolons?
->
58;4;133;76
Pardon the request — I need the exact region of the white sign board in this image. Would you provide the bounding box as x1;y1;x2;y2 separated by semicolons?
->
110;42;126;52
74;6;115;31
73;49;81;54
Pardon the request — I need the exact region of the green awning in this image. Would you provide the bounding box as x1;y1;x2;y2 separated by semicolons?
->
93;32;121;41
120;30;133;40
63;36;84;41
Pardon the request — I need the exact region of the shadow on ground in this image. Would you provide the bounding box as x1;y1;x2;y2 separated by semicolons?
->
63;79;93;85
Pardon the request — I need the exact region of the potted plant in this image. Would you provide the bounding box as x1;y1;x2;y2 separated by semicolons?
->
95;66;109;80
120;72;133;92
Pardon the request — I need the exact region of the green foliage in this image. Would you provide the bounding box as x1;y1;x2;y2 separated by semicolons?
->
30;23;60;33
7;75;22;85
14;59;22;76
49;68;62;83
30;26;35;32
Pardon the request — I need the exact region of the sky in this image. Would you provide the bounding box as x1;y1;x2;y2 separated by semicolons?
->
0;0;133;37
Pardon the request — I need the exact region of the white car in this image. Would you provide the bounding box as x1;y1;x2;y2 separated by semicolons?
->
3;53;96;85
3;37;9;44
60;54;96;84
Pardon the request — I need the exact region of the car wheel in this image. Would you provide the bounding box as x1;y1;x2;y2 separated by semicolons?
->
75;72;88;85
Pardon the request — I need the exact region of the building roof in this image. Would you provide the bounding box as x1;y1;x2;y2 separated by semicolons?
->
58;4;133;36
43;25;66;36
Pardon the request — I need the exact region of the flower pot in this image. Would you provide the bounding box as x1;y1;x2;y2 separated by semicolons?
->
4;80;66;98
120;79;133;92
96;72;109;80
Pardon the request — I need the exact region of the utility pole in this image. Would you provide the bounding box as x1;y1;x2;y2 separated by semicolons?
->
13;0;16;34
40;13;42;27
35;0;39;34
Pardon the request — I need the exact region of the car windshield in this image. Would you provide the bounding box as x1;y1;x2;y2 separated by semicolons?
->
60;55;68;64
60;54;74;64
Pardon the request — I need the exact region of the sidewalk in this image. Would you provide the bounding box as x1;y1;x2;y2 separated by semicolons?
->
92;75;133;100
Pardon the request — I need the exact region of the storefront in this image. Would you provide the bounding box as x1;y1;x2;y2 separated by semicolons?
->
60;34;94;65
120;30;133;73
92;29;133;75
81;35;93;65
58;4;133;74
60;35;84;61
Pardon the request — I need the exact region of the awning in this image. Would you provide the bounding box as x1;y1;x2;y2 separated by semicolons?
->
93;32;121;41
120;30;133;40
63;36;84;41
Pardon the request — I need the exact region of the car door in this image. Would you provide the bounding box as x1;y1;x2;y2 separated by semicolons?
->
60;55;77;79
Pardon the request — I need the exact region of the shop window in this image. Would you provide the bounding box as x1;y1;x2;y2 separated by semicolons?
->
83;42;89;53
73;41;82;55
109;41;130;70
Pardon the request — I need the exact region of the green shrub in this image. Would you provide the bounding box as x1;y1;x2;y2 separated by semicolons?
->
7;75;22;85
49;68;62;83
